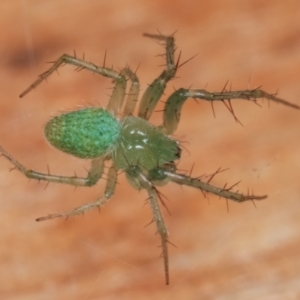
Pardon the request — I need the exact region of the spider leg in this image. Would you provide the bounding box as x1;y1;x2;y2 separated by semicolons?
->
162;169;267;202
0;146;106;187
36;164;118;221
19;54;129;115
122;67;140;116
127;165;170;285
138;33;177;120
161;88;300;134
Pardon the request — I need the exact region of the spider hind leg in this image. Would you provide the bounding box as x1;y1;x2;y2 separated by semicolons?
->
0;146;106;187
36;164;118;221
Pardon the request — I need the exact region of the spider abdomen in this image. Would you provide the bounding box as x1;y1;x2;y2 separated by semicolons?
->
44;108;121;158
113;116;180;170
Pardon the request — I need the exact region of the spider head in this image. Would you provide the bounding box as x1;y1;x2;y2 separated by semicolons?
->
112;116;180;172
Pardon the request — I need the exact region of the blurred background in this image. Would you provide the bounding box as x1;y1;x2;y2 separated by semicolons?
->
0;1;300;299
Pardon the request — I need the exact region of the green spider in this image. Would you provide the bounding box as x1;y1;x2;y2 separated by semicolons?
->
1;33;299;285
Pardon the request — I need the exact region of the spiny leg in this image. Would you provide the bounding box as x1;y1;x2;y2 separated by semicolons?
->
162;168;267;202
0;146;105;187
37;164;118;221
19;53;128;115
138;33;177;120
122;67;140;116
162;88;300;134
127;165;170;285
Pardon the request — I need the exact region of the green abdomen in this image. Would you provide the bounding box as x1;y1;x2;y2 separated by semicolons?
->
45;108;121;158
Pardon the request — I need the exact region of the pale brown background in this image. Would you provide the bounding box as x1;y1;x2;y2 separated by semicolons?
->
0;1;300;299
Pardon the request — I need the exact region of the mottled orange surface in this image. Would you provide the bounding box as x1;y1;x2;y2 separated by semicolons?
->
0;1;300;299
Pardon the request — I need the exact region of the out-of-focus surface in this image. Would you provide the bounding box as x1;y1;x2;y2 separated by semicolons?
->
0;1;300;299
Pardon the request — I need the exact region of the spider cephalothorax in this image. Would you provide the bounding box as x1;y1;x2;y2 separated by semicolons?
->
1;33;298;284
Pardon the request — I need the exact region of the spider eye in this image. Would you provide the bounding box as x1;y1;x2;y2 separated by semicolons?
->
44;108;121;158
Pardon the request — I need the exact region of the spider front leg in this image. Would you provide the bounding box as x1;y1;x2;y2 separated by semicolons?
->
127;165;170;285
162;87;300;134
0;146;105;187
37;164;118;221
164;169;267;203
138;33;177;120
